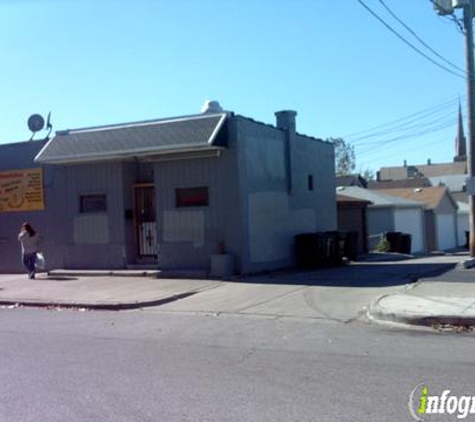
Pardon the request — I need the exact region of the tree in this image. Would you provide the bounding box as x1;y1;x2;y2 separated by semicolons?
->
361;168;375;181
328;137;355;176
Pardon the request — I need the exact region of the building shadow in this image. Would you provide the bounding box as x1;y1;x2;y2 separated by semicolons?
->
239;261;458;288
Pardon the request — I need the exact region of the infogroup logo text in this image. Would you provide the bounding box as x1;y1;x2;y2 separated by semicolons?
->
409;384;475;420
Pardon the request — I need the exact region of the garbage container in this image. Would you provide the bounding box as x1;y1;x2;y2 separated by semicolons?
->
295;233;319;269
399;233;412;254
319;231;343;267
385;232;402;253
341;231;358;261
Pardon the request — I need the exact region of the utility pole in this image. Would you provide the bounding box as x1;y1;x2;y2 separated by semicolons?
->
434;0;475;256
463;1;475;257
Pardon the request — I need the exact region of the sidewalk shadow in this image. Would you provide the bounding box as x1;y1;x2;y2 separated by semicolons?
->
41;276;79;282
240;262;458;287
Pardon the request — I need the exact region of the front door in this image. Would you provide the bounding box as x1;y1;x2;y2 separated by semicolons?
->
134;184;157;257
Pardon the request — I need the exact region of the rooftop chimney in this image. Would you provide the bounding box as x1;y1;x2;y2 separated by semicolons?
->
275;110;297;133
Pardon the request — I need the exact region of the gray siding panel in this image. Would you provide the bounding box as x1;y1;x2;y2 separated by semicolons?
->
0;141;69;272
154;147;241;271
62;163;126;268
236;117;337;273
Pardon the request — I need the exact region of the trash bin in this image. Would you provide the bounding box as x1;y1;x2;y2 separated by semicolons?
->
341;231;358;261
399;233;412;254
385;232;402;253
319;231;343;267
295;233;319;269
295;232;343;269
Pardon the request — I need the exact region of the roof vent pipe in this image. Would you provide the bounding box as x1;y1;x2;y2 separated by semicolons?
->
201;100;224;114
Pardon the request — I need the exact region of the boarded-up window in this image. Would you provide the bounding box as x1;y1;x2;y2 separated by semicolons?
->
176;187;209;208
80;194;107;213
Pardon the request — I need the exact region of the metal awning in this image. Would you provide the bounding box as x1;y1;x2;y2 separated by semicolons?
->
35;113;227;164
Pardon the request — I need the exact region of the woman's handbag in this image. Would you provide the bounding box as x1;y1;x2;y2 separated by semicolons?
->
36;252;46;270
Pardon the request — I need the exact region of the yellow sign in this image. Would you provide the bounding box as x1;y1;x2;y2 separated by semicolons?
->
0;168;45;212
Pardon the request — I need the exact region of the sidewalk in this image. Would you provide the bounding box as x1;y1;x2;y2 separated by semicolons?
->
367;256;475;327
0;253;474;328
0;273;222;310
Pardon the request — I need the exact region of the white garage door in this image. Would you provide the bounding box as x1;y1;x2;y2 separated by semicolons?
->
394;208;424;253
436;213;457;250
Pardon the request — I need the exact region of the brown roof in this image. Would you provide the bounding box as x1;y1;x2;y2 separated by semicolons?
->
368;178;430;189
375;186;453;210
379;161;467;180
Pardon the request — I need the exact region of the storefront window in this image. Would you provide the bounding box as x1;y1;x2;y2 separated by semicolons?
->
80;194;107;213
175;187;208;207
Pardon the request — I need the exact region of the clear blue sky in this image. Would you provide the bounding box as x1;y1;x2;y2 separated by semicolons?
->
0;0;468;173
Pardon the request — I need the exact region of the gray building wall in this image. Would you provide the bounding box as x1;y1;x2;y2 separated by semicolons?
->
0;140;68;272
234;115;336;273
61;162;127;268
0;111;337;275
153;136;242;272
435;194;457;214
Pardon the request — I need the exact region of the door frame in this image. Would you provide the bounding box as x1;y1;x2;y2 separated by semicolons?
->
133;183;158;258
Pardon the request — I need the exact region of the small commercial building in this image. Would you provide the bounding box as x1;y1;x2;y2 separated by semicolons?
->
0;104;336;274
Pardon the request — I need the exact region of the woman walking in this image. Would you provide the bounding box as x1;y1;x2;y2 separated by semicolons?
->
18;222;41;279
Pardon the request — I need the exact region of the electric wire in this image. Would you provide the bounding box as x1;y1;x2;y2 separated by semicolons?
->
356;118;458;157
343;96;463;142
351;111;462;146
359;136;452;165
379;0;464;73
356;0;465;78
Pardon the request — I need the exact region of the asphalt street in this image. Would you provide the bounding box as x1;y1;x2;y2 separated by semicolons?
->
1;307;475;422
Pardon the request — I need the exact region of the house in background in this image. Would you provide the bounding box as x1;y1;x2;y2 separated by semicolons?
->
0;102;336;274
335;186;426;253
336;194;371;255
335;174;368;188
368;177;431;190
376;187;459;250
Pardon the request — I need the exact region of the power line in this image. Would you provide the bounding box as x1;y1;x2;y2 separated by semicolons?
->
356;118;457;157
379;0;464;73
356;0;465;78
342;96;462;139
359;136;450;164
350;108;462;145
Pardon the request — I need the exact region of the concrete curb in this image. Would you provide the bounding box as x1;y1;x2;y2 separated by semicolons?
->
368;293;475;327
0;291;198;311
48;269;213;280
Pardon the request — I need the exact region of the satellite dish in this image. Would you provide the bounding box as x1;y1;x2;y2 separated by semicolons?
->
27;114;45;141
28;114;45;133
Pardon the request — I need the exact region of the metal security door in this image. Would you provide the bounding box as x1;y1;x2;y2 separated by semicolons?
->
134;184;157;257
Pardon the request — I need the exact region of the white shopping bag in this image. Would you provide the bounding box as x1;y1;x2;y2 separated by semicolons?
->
36;252;46;270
